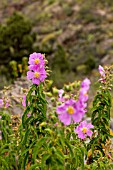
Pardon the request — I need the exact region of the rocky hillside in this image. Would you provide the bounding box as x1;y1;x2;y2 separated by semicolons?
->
1;0;113;87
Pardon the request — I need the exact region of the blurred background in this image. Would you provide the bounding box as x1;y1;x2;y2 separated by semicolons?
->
0;0;113;89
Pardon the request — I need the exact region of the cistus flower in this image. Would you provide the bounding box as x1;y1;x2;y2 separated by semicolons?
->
5;99;10;108
27;67;47;85
56;78;91;125
28;52;45;70
77;78;91;115
27;52;47;85
56;99;84;125
22;95;27;107
0;99;4;108
75;120;94;139
0;98;10;108
98;65;106;83
58;89;65;102
27;113;31;118
22;95;30;107
98;65;105;78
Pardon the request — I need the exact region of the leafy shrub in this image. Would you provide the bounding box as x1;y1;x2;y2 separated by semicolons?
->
0;53;113;169
0;12;36;65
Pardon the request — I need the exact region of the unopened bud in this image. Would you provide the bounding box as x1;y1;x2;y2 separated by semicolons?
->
45;92;52;97
40;122;47;127
52;87;59;94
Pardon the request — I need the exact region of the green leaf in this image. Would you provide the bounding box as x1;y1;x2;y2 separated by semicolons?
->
41;153;50;169
28;164;39;170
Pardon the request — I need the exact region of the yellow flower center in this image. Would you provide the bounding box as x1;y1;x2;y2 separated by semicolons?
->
34;72;40;78
34;58;40;64
84;92;88;96
82;127;88;134
67;106;74;114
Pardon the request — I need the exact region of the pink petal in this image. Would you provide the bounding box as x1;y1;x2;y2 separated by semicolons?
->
72;113;83;123
58;113;71;125
78;132;86;139
27;71;34;79
32;78;40;85
87;130;93;137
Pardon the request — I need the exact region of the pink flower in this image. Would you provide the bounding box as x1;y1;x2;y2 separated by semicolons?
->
22;95;27;107
56;99;84;125
81;78;91;91
22;95;30;107
28;52;45;71
79;78;91;107
76;78;91;115
98;65;105;77
5;99;10;108
75;120;94;139
27;52;47;85
79;88;89;103
54;122;58;127
75;100;87;116
0;99;4;108
0;98;10;108
56;78;91;125
58;89;65;102
27;67;47;85
27;113;31;118
58;89;64;98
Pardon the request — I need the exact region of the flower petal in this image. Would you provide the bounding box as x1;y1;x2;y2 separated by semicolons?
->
58;113;71;125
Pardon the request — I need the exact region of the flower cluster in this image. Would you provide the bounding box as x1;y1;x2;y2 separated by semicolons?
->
56;78;94;139
27;52;47;85
56;99;79;125
77;78;91;115
56;78;91;125
0;98;10;108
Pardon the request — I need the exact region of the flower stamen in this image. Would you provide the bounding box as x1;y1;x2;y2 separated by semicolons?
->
67;106;74;114
82;127;88;134
34;72;40;78
34;58;40;64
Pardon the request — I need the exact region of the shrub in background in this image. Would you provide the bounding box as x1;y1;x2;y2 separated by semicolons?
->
0;12;36;65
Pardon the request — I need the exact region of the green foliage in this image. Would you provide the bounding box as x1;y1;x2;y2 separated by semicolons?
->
87;66;113;164
50;45;73;87
9;57;28;79
0;12;36;64
85;57;96;73
19;83;47;169
0;63;113;169
77;3;102;24
0;112;17;169
51;45;70;72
